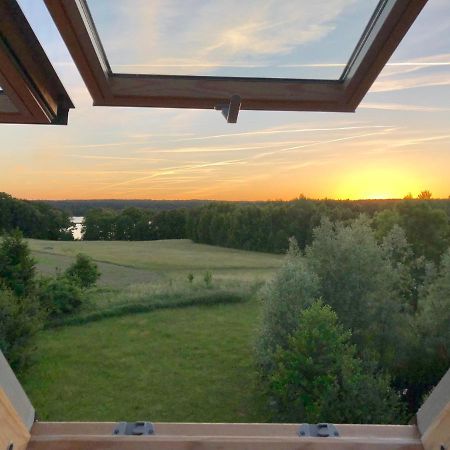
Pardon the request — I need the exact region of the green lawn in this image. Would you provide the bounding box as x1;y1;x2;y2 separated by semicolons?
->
20;300;267;422
19;239;280;421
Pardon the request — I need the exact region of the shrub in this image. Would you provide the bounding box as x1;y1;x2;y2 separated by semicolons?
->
256;238;319;374
0;289;42;370
0;231;35;297
187;273;194;284
268;301;405;423
65;253;100;288
37;276;85;318
204;271;212;287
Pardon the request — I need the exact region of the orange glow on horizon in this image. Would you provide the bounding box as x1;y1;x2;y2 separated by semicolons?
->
2;153;445;202
331;166;421;201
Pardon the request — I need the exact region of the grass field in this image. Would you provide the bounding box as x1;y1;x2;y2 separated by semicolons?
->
20;239;283;421
28;238;282;272
20;301;267;422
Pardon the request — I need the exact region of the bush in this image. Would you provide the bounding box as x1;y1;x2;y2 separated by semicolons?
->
0;231;35;297
187;273;194;284
65;253;100;288
0;289;42;370
256;238;319;374
37;276;85;318
268;301;405;423
203;271;212;287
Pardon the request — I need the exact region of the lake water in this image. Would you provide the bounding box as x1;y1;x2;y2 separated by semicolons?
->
72;217;84;240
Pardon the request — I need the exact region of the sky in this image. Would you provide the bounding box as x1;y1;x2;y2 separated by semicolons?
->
1;0;450;201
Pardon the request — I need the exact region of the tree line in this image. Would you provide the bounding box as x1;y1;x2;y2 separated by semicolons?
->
40;199;218;216
82;207;187;240
81;198;450;260
0;192;72;240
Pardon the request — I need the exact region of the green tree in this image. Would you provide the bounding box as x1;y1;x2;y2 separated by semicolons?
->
256;238;320;373
415;249;450;390
0;289;42;370
372;208;401;240
398;202;449;262
0;231;35;297
393;249;450;412
269;301;405;423
65;253;100;288
381;225;417;311
0;192;72;240
306;217;402;365
82;209;117;240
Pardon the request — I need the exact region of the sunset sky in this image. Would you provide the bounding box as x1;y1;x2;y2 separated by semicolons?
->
1;0;450;201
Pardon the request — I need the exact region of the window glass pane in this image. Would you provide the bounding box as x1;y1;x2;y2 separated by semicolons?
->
88;0;380;79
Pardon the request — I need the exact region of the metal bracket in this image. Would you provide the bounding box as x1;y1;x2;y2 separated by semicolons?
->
298;423;339;437
113;422;154;435
215;94;241;123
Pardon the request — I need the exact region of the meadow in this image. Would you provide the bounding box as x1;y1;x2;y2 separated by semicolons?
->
20;239;283;421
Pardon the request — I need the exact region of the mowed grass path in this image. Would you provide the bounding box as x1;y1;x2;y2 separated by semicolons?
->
21;301;266;422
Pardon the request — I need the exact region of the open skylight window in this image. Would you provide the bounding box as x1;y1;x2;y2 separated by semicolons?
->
0;0;73;124
44;0;428;122
86;0;379;79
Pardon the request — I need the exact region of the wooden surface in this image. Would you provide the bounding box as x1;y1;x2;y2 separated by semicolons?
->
29;422;424;450
420;403;450;450
0;351;35;430
343;0;428;110
0;0;73;124
0;389;30;450
43;0;112;103
0;92;18;113
417;368;450;450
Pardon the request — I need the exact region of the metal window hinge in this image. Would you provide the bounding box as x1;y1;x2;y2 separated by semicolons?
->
298;423;339;437
113;422;154;435
215;94;241;123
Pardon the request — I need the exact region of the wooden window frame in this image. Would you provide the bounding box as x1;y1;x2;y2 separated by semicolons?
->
0;0;73;125
44;0;427;123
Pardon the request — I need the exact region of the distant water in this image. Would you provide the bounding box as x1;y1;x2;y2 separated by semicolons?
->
71;217;84;240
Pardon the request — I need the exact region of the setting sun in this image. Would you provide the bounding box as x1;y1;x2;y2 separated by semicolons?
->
333;166;421;200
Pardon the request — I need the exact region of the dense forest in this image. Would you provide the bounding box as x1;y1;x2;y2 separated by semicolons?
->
40;199;221;216
80;198;450;257
0;192;72;240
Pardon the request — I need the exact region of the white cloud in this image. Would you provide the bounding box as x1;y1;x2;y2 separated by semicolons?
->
360;102;450;112
371;72;450;93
